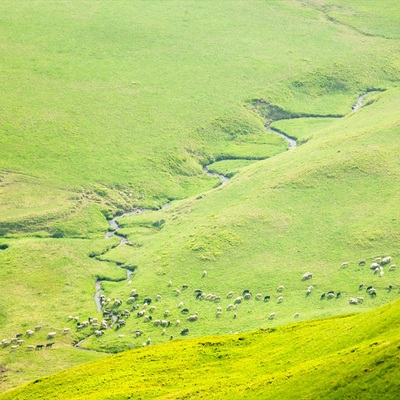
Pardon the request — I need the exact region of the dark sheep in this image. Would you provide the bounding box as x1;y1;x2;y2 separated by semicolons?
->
263;295;271;302
336;292;341;298
366;285;373;292
242;289;250;296
181;308;189;314
182;285;188;290
320;293;326;300
144;297;152;305
196;292;202;299
46;342;54;349
35;344;44;350
180;328;189;335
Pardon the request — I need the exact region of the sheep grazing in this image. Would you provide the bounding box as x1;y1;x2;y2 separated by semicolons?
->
174;289;181;296
349;297;358;305
226;291;234;298
341;262;349;268
277;296;284;303
336;292;341;298
187;314;198;322
306;289;311;297
368;288;377;297
302;272;313;281
277;285;285;292
234;296;243;304
357;297;364;304
264;295;271;302
130;289;137;295
156;294;162;302
320;293;326;300
359;283;365;290
379;270;384;277
168;280;173;287
359;260;366;266
268;312;276;320
10;345;18;351
118;334;125;338
26;345;35;351
381;256;392;265
34;325;42;331
164;310;170;317
181;308;189;314
146;338;151;345
47;332;56;339
226;304;234;311
389;264;396;271
370;263;380;270
126;297;137;304
68;315;74;321
244;292;252;300
17;339;24;345
294;312;300;318
181;328;189;336
202;270;207;277
233;313;237;319
162;329;166;335
327;293;335;299
176;319;180;326
149;306;156;312
216;311;222;318
308;286;314;291
388;284;393;291
182;284;188;290
46;342;54;349
375;257;382;264
255;293;262;300
137;310;146;318
63;328;70;334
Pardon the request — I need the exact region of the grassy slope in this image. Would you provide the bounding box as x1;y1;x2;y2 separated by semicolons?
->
0;0;399;232
0;0;400;393
2;298;399;400
81;87;400;352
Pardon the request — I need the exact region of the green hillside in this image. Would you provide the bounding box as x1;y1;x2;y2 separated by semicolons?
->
2;298;399;399
0;0;400;394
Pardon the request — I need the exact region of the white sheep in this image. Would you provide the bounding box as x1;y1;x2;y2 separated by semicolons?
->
234;296;243;304
255;293;262;300
226;304;234;311
156;294;162;301
176;320;180;325
63;328;70;334
341;262;349;268
26;345;35;351
302;272;313;280
277;285;285;292
168;280;172;287
226;291;234;298
47;332;56;339
294;312;300;318
216;311;222;317
202;270;207;277
277;296;284;303
177;302;184;308
389;264;396;271
268;312;276;320
381;256;392;265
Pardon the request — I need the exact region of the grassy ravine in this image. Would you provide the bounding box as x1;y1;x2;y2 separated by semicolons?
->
0;0;400;394
2;299;399;400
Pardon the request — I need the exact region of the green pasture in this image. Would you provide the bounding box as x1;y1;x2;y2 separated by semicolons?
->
0;0;399;394
2;298;399;399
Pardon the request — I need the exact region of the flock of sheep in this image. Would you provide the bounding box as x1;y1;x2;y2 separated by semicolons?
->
2;255;398;352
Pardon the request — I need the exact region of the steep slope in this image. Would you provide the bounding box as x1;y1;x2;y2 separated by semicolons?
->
2;298;399;399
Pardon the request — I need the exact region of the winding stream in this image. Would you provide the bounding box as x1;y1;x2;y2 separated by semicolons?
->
89;92;366;345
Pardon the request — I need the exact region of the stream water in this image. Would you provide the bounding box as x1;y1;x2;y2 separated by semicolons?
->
91;92;366;319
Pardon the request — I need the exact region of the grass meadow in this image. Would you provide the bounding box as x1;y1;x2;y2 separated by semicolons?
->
0;0;399;395
2;299;399;399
